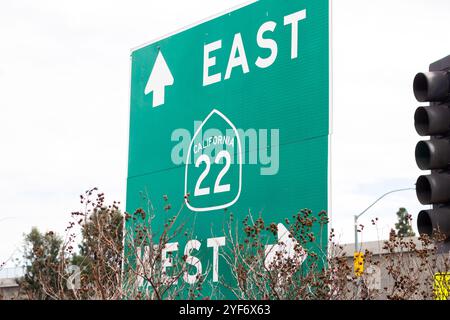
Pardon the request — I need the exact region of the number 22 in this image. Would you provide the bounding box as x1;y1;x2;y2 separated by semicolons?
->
194;151;231;197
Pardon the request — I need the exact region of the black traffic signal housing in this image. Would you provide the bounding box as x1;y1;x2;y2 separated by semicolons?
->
414;55;450;248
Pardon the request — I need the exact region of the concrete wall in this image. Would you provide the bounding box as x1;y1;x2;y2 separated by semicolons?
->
0;278;20;300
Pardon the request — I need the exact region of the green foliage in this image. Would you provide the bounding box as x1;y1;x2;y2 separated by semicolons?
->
19;227;64;299
394;207;415;237
18;189;124;299
71;203;124;298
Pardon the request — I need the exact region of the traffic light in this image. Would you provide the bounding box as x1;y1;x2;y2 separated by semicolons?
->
413;55;450;244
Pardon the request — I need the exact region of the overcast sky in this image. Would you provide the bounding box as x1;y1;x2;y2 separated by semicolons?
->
0;0;449;266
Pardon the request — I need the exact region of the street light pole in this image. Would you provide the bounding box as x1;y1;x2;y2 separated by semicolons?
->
353;187;416;253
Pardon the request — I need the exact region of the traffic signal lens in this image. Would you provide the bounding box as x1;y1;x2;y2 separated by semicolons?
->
417;209;450;238
413;71;449;102
415;140;450;170
416;174;450;204
415;141;431;170
418;210;433;236
414;107;430;136
414;105;450;136
416;175;432;204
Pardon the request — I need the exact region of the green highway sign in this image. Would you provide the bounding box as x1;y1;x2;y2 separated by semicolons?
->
126;0;330;299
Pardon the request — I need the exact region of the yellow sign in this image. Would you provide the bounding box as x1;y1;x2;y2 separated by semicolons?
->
354;252;364;277
434;272;450;300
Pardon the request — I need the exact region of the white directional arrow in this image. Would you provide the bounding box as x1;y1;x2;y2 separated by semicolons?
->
264;223;307;270
144;51;174;108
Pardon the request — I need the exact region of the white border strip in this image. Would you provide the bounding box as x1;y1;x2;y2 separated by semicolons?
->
327;0;334;256
130;0;258;53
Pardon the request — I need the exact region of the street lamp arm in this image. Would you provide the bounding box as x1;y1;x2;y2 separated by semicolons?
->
353;187;416;254
355;188;416;220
